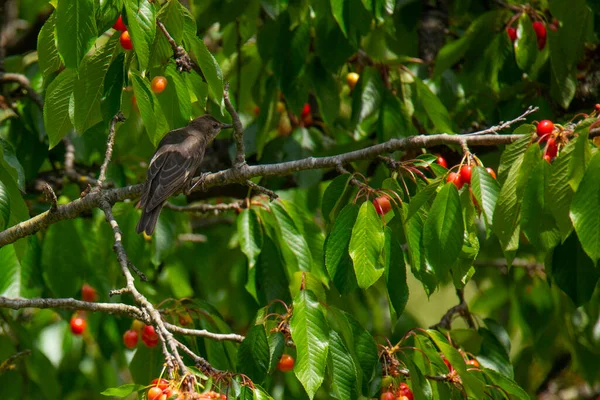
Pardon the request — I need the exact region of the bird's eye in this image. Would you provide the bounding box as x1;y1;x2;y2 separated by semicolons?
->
213;123;219;129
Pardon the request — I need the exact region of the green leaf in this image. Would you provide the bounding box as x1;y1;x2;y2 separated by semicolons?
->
378;89;416;140
351;67;383;129
0;165;29;260
483;369;531;399
238;209;263;269
254;236;290;304
383;227;408;316
329;330;358;400
546;142;575;241
423;183;464;279
569;126;592;191
44;69;76;148
100;383;146;396
151;0;184;67
41;219;86;297
73;34;119;133
477;327;513;378
125;0;156;72
129;343;163;385
514;13;538;73
253;387;274;400
267;331;285;374
271;201;313;273
0;180;10;230
471;166;500;236
570;152;600;263
349;201;385;289
131;71;158;144
0;139;25;191
0;245;20;297
329;0;370;46
498;132;531;181
405;358;432;400
237;324;269;383
322;174;353;225
187;36;224;107
308;59;340;126
414;77;454;134
406;180;440;221
325;203;359;294
55;0;97;69
38;13;61;83
405;207;437;295
521;160;560;252
101;53;125;122
290;290;329;399
552;233;600;306
158;64;192;129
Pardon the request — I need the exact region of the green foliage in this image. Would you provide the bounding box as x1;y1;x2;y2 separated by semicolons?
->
2;0;600;399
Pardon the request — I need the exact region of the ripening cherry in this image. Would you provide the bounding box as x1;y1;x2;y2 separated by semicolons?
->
120;31;133;50
546;137;558;158
147;387;164;400
446;172;464;189
486;167;497;179
373;196;392;216
151;76;168;94
466;359;481;368
276;101;286;113
536;120;554;138
543;154;553;164
436;156;448;168
113;15;127;32
346;72;360;90
277;354;295;372
81;283;97;302
301;103;311;118
532;21;547;50
123;329;139;349
70;316;86;335
506;27;517;42
595;104;600;112
380;391;395;400
151;378;170;391
398;383;414;400
142;325;159;347
459;165;473;185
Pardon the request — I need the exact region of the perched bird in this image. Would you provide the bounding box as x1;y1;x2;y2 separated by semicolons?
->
136;115;233;235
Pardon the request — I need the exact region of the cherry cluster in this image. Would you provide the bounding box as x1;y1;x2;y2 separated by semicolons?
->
123;321;159;349
380;382;413;400
69;284;98;335
505;12;559;50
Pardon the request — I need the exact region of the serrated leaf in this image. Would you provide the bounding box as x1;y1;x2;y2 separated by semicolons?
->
547;142;575;241
125;0;156;72
73;34;119;133
187;36;224;107
253;387;274;400
477;327;513;378
44;69;76;148
0;245;20;297
271;201;313;272
404;207;437;295
483;369;530;399
55;0;97;69
322;174;353;225
38;13;61;82
238;209;263;269
498;131;531;181
383;227;408;316
131;71;158;143
414;77;454;134
159;64;191;129
329;330;358;400
0;180;10;230
471;167;500;236
406;180;441;221
570;152;600;263
349;201;385;289
100;383;146;396
325;203;359;294
423;183;464;279
101;53;125;121
237;324;269;383
290;290;329;399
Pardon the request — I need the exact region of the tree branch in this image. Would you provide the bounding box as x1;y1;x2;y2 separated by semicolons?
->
94;112;126;191
0;72;43;108
224;82;246;169
156;18;196;75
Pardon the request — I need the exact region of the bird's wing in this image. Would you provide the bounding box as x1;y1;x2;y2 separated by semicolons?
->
144;148;198;211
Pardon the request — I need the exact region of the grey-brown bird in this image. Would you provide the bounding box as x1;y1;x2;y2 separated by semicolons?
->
136;115;233;235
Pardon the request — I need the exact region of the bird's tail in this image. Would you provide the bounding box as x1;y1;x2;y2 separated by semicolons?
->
136;206;163;236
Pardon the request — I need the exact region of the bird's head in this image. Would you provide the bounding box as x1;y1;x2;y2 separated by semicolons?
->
189;115;233;141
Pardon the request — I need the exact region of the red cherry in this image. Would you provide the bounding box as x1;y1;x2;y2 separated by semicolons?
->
459;165;472;185
70;316;86;335
151;378;170;391
120;31;133;50
466;359;480;368
486;167;497;179
373;196;392;216
148;387;163;400
380;392;395;400
506;27;517;42
301;103;311;118
151;76;168;94
398;382;414;400
436;156;448;168
443;357;453;372
595;104;600;112
543;154;553;164
536;120;554;138
532;21;547;49
546;137;558;158
446;172;464;189
277;354;295;372
142;325;159;341
123;329;139;349
81;283;97;302
112;15;127;32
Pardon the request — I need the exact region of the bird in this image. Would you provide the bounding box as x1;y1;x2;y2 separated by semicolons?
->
136;115;233;236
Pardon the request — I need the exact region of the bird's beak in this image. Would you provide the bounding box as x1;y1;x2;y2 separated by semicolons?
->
222;123;234;129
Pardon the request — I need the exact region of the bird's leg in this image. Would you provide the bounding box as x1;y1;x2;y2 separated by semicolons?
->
185;173;210;194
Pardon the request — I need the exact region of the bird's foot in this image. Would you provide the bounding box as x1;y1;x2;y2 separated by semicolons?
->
185;172;210;194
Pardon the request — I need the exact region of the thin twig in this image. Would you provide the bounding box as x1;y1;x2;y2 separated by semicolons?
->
0;296;143;318
156;18;195;74
0;350;31;374
41;182;57;211
63;137;97;186
95;112;125;191
175;340;220;375
464;106;538;135
245;180;277;201
0;72;43;108
430;289;475;330
224;82;246;169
